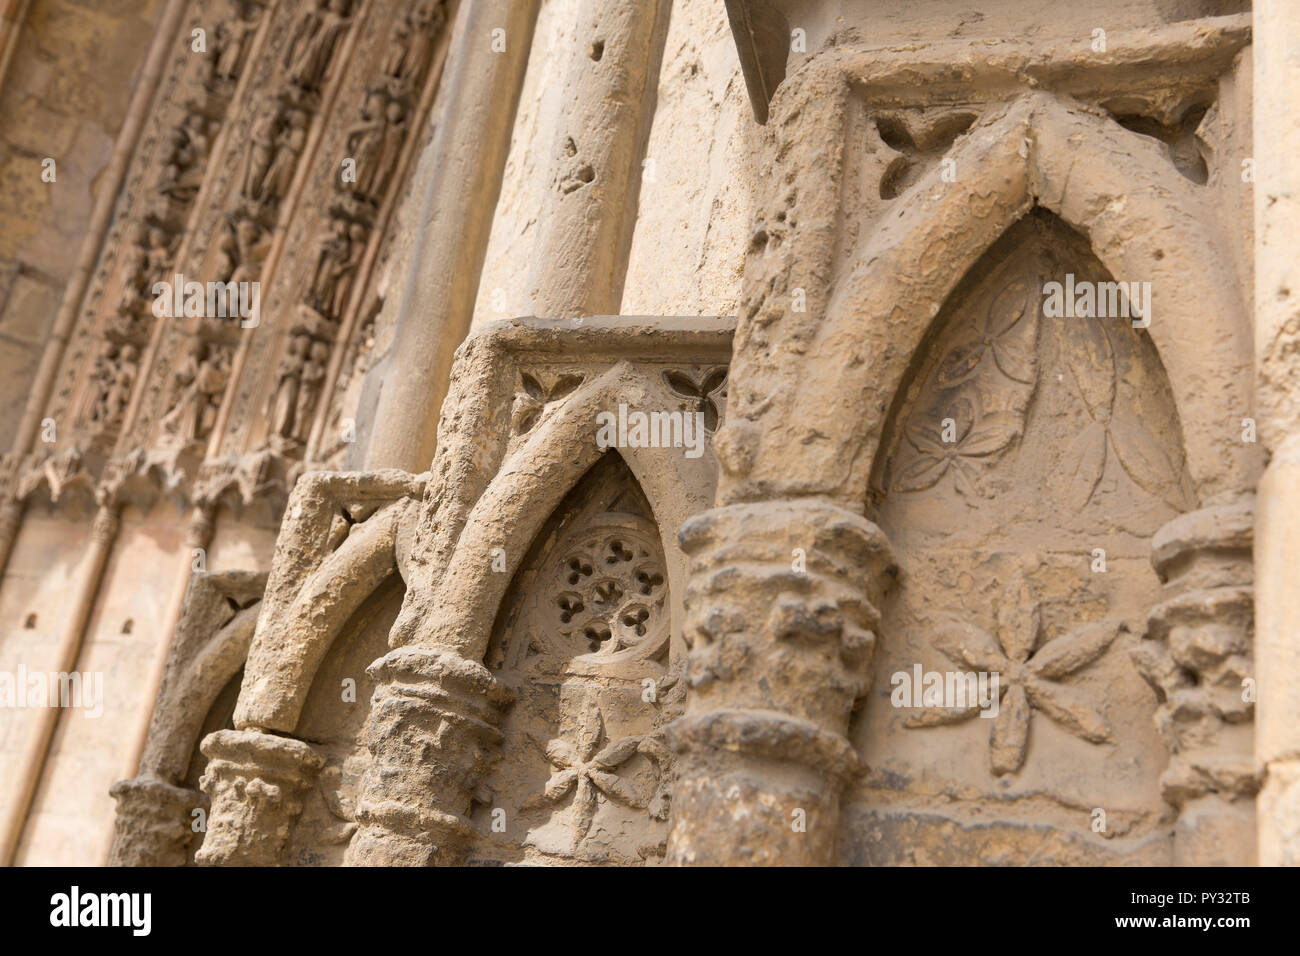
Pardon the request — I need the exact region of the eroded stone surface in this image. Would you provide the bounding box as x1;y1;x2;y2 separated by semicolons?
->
0;0;1292;868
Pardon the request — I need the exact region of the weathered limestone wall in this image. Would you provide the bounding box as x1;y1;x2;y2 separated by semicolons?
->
2;0;1295;870
202;515;279;574
0;508;85;842
13;500;182;865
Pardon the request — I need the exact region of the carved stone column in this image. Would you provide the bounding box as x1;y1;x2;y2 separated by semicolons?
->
362;0;540;472
107;777;200;867
194;729;324;866
526;0;668;317
345;645;512;866
1132;497;1257;866
665;499;895;866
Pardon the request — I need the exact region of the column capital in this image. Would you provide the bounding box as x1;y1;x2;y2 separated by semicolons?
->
667;498;896;865
108;776;201;867
345;645;512;866
195;729;324;866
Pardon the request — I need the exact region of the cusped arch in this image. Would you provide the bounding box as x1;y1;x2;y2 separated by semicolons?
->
746;92;1253;509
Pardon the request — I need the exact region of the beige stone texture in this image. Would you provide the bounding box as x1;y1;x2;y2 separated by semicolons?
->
0;0;1295;870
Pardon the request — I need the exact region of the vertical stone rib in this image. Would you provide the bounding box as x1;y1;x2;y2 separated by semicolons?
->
1253;0;1300;867
362;0;540;473
0;504;121;865
119;507;216;791
526;0;667;317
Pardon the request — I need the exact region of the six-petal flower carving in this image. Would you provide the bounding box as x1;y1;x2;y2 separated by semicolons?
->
523;696;652;843
907;574;1125;775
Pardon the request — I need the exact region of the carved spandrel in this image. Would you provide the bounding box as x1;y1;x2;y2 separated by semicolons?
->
876;210;1194;527
855;212;1196;864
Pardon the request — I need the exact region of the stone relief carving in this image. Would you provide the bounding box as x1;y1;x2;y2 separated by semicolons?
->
880;211;1196;517
851;210;1204;865
159;341;230;442
547;515;668;661
521;691;676;851
908;573;1126;776
336;318;729;866
211;0;262;89
241;0;447;462
6;0;1276;873
283;0;352;96
511;370;584;435
479;449;682;863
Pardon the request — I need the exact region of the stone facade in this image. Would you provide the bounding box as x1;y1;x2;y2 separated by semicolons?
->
0;0;1295;866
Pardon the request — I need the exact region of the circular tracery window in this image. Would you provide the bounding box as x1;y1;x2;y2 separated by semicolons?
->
545;514;668;663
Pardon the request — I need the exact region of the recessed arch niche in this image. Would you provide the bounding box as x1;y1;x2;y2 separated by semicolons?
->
473;452;679;865
845;208;1188;865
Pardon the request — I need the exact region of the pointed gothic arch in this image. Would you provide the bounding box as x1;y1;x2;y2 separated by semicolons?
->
226;469;429;735
140;601;259;784
233;500;404;733
404;362;716;665
739;92;1255;509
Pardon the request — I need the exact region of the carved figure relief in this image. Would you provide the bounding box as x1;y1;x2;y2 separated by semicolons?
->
160;341;230;443
260;109;309;205
267;333;310;440
157;110;215;203
85;342;141;435
283;0;351;95
212;0;261;87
